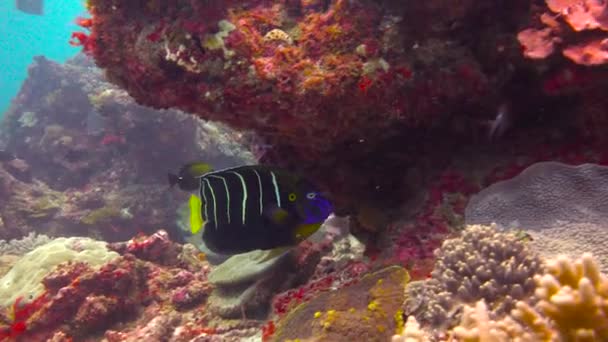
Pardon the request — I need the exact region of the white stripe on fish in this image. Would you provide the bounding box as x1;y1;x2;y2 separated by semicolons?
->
204;178;218;229
209;175;231;224
253;169;264;215
229;171;248;225
271;171;281;208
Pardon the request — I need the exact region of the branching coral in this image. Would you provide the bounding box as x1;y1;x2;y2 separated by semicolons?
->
394;253;608;341
520;252;608;340
403;225;543;334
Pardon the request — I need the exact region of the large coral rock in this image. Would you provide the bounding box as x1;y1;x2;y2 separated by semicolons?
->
0;231;219;341
466;161;608;271
81;0;531;223
273;265;409;342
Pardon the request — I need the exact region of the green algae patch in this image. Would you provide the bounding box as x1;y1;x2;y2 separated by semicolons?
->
8;187;65;220
81;206;123;225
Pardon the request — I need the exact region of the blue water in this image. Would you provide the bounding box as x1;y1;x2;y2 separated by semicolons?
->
0;1;86;118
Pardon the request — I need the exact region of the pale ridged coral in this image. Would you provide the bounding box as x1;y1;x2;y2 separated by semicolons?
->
466;162;608;272
403;225;543;333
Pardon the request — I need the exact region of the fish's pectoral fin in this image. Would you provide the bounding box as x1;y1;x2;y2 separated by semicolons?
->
189;194;205;234
263;205;291;225
293;222;322;241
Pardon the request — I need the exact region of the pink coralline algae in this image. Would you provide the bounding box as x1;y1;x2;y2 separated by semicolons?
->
0;231;214;341
518;0;608;65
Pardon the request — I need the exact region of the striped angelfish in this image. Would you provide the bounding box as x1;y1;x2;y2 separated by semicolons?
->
169;163;333;255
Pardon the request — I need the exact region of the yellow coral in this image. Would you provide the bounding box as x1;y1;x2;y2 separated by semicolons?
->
520;253;608;340
394;310;405;335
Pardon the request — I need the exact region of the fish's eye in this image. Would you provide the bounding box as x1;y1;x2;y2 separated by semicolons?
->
288;193;297;202
306;192;316;200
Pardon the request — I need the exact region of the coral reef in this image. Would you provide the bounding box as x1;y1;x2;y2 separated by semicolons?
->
466;161;608;271
4;1;608;341
79;0;537;228
0;231;220;341
394;253;608;341
402;225;543;336
0;55;254;241
0;236;119;307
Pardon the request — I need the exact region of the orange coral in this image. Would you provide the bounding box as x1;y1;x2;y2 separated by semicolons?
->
519;0;608;65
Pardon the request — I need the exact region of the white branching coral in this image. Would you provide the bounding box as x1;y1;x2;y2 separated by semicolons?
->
466;161;608;272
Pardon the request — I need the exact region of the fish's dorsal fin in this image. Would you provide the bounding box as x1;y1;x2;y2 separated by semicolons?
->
183;162;214;178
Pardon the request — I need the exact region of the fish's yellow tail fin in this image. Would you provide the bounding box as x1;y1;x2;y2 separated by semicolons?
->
189;194;204;234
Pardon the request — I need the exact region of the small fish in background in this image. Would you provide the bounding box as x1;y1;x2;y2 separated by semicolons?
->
169;163;333;256
15;0;44;15
488;103;512;141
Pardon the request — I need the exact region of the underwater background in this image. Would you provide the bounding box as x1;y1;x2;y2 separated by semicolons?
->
2;1;608;341
0;1;85;117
